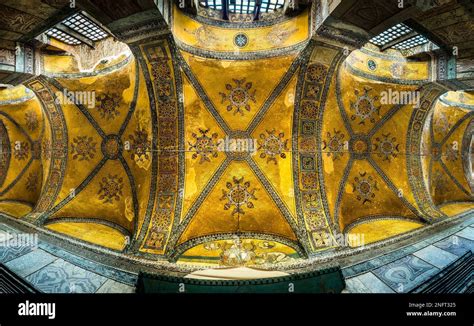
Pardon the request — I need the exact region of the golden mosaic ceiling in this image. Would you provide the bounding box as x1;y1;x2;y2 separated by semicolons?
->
0;4;473;268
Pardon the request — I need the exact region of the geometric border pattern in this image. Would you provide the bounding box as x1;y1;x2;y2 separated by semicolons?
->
462;118;474;194
406;84;447;220
0;120;11;188
25;77;68;220
294;40;346;253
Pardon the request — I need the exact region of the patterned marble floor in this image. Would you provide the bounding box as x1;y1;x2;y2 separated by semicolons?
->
0;223;136;293
1;215;473;294
343;215;474;293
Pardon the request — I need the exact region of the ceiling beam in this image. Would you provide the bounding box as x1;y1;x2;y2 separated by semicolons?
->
19;6;77;43
380;30;417;51
55;24;95;48
80;10;115;38
369;6;419;36
404;18;452;53
330;0;356;17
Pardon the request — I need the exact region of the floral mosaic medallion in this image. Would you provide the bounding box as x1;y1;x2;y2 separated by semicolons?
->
373;133;400;162
71;136;97;161
352;138;369;158
220;78;256;115
306;63;328;83
302;192;320;210
128;128;152;169
233;33;248;48
352;172;379;205
144;210;172;250
25;111;39;131
350;87;381;125
352;139;368;155
221;176;257;217
257;129;289;164
14;141;29;161
322;129;346;160
26;171;40;192
367;59;377;71
98;174;124;204
188;129;220;164
101;135;122;160
151;58;171;79
96;92;121;120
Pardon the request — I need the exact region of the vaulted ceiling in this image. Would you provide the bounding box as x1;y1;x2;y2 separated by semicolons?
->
0;0;472;268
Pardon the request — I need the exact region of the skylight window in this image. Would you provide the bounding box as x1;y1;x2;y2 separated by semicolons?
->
44;12;109;46
392;35;430;50
261;0;285;13
46;28;81;45
369;23;435;51
62;13;108;41
200;0;224;10
199;0;285;16
228;0;257;14
370;23;413;47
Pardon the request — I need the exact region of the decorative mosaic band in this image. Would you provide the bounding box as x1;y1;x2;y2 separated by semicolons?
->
461;118;474;194
169;232;306;262
174;38;309;61
0;120;11;189
135;36;182;257
24;77;68;223
406;84;447;220
295;40;345;252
